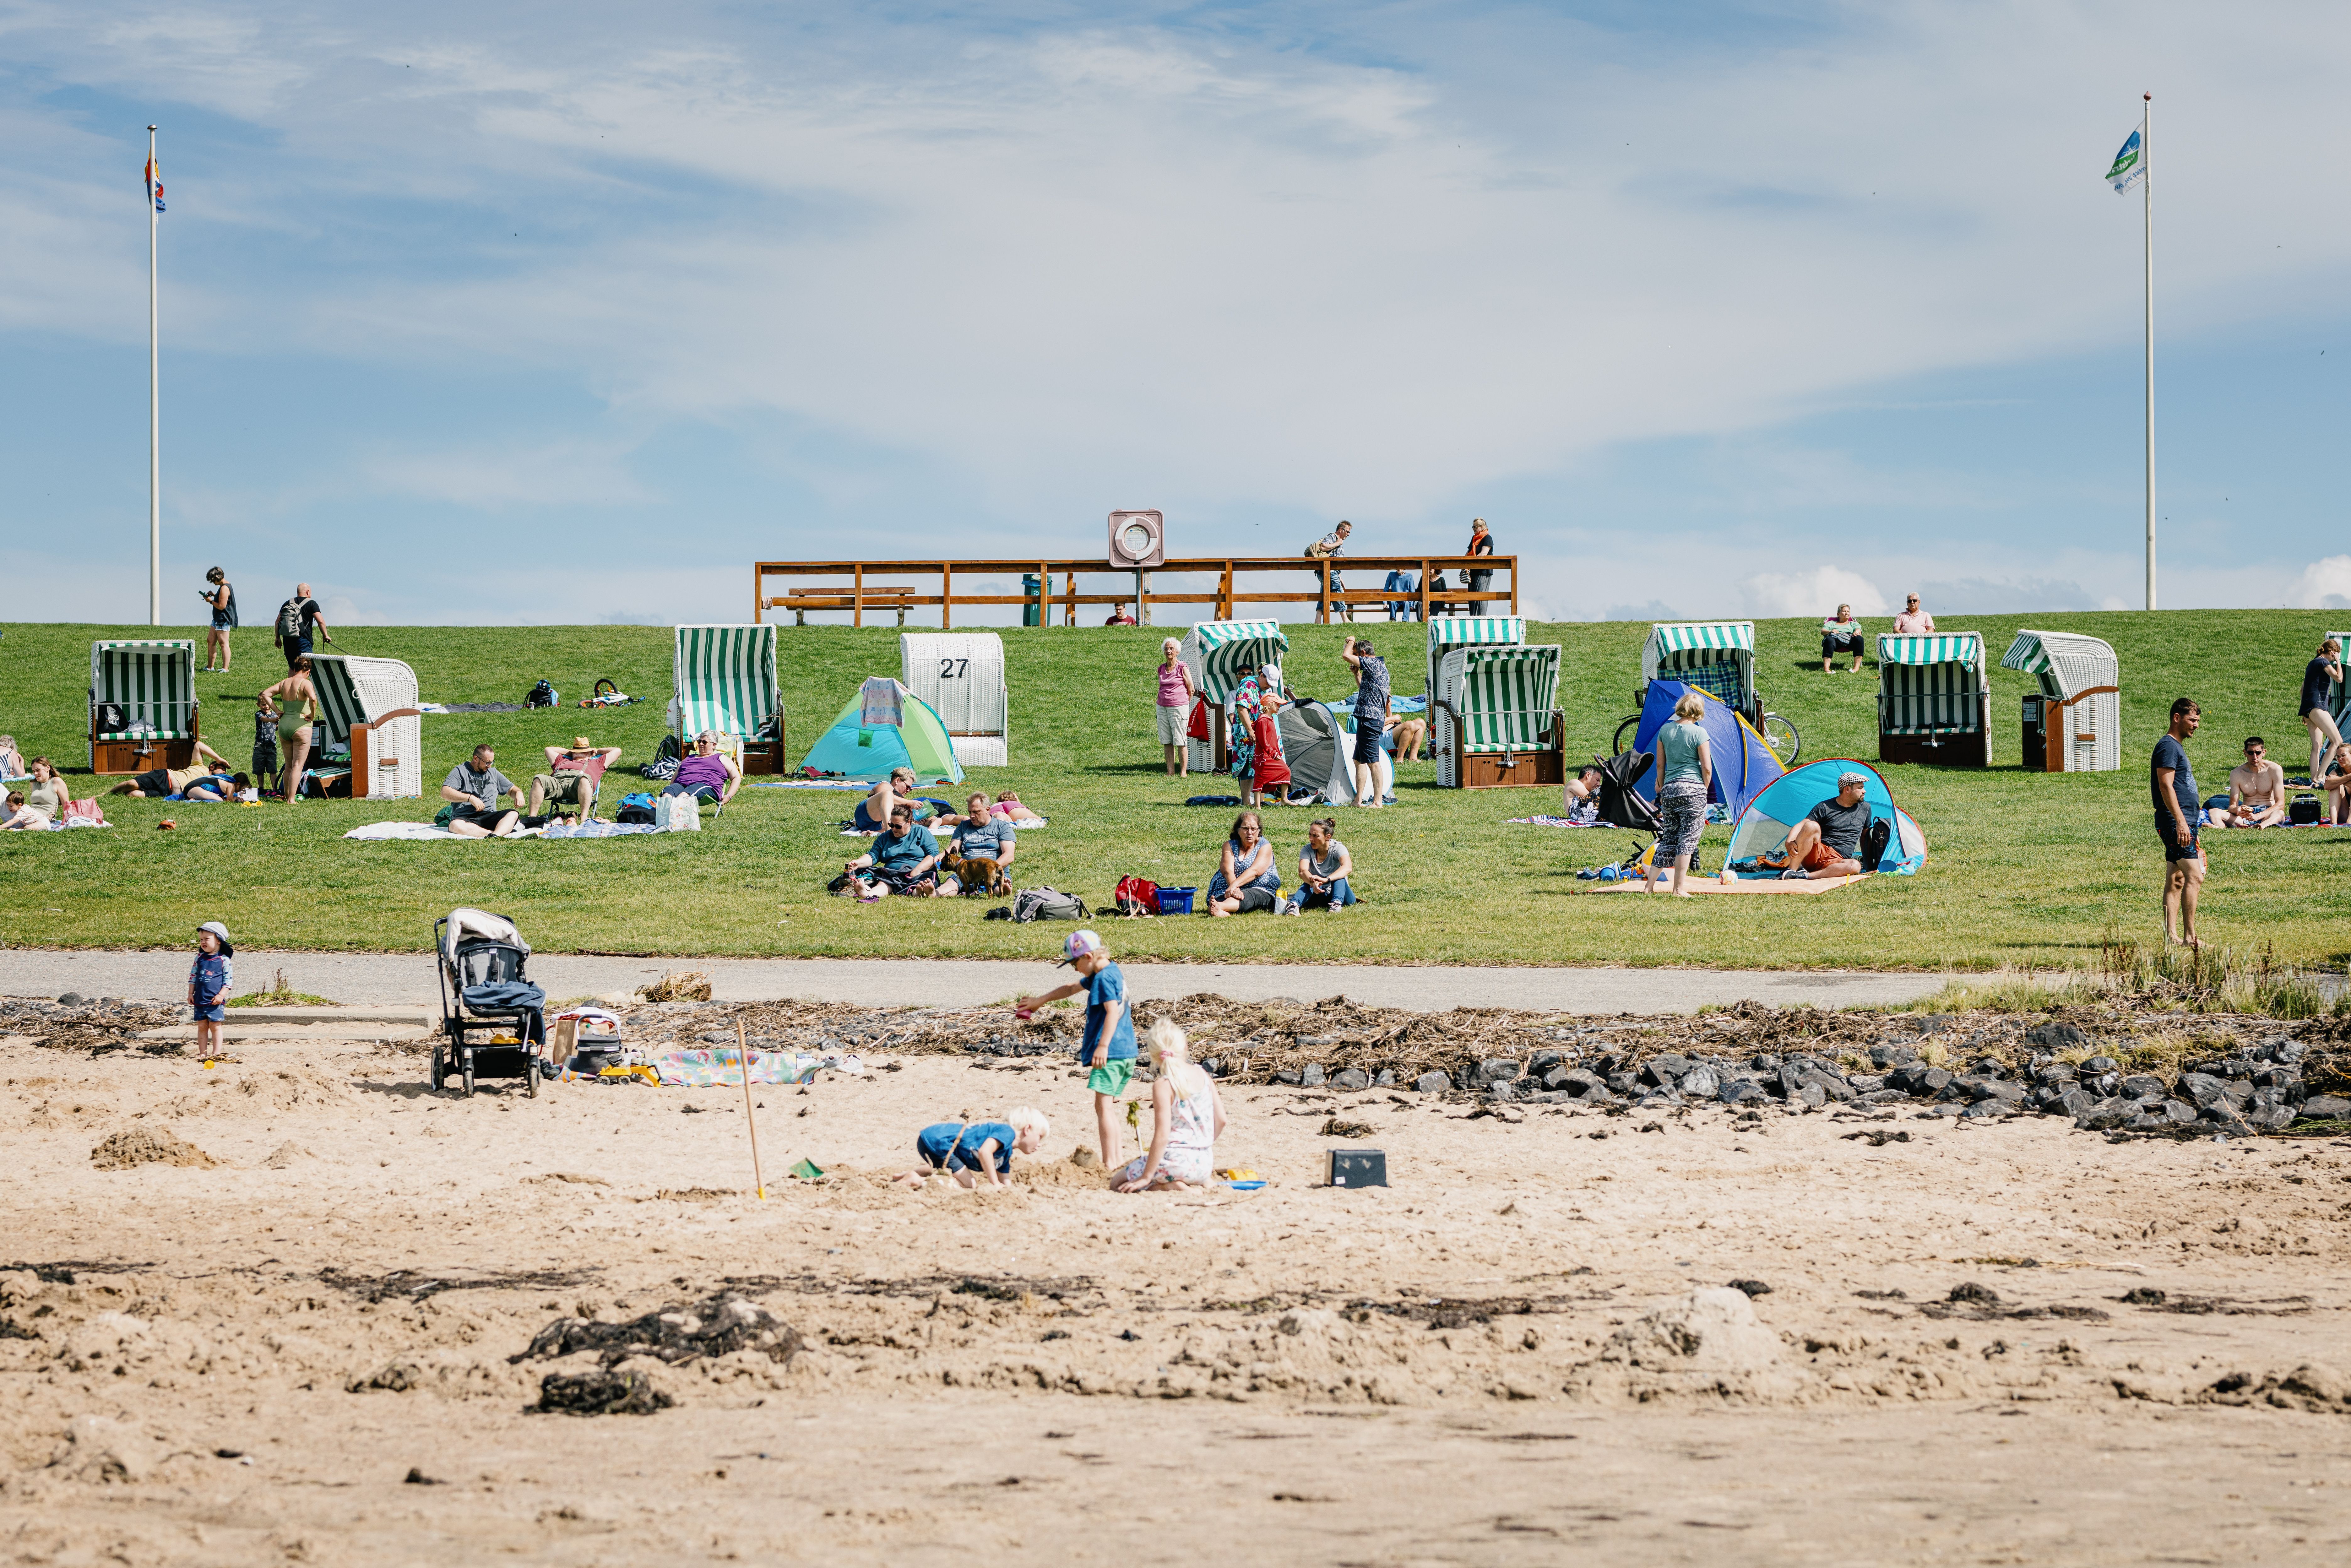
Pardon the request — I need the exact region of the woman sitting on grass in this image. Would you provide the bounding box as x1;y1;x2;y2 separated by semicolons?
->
1282;818;1355;913
1116;1019;1226;1191
22;758;70;819
893;1107;1049;1191
1207;810;1281;915
2320;741;2351;826
854;768;920;832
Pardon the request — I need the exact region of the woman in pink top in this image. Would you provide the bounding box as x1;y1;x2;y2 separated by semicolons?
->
1891;594;1934;635
1156;638;1198;778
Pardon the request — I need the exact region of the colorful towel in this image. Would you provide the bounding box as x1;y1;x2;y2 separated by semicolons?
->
544;820;663;837
1507;815;1617;828
648;1048;867;1087
751;779;873;790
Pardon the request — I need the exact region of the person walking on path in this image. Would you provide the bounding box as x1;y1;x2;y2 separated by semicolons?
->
1308;520;1353;621
273;583;335;673
2153;697;2206;949
1340;634;1393;806
188;921;233;1059
1465;518;1495;605
199;567;237;672
1644;690;1713;898
1156;638;1197;778
2299;637;2342;786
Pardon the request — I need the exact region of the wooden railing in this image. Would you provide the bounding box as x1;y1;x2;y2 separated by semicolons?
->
752;556;1517;627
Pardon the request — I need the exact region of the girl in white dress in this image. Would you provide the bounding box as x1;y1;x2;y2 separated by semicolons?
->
1117;1019;1227;1191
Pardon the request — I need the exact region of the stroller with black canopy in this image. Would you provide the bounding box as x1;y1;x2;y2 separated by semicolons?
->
433;908;547;1097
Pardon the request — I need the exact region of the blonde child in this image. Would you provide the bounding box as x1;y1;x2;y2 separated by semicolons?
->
1117;1019;1226;1191
894;1107;1050;1191
188;921;234;1057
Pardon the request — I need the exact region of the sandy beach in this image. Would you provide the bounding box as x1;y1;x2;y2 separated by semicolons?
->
4;1011;2348;1565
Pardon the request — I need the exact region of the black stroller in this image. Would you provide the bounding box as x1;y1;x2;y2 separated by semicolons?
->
1591;750;1704;876
432;909;546;1097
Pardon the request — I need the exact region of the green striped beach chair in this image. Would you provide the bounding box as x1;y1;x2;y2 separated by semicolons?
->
1425;616;1524;711
89;639;200;774
673;625;783;775
1877;633;1989;768
1178;620;1291;773
1432;644;1564;789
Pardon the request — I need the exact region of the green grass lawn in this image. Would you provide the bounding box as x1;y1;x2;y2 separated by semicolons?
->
4;611;2349;970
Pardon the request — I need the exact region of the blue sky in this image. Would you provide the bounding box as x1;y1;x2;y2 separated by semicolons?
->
3;0;2347;627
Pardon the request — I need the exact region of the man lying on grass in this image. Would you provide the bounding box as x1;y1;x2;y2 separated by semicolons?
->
107;741;236;800
1771;770;1872;880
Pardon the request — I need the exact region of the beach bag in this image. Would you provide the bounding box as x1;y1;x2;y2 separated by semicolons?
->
641;734;681;781
1013;887;1088;924
62;799;106;825
1113;876;1161;917
616;803;656;825
654;793;701;832
274;599;303;640
2290;795;2323;826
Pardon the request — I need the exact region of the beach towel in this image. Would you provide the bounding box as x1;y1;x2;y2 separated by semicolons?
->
1507;815;1618;828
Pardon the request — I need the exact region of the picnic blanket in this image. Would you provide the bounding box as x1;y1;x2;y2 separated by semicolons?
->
343;820;665;840
418;702;525;714
1507;815;1616;828
649;1048;864;1087
751;779;873;790
9;819;114;832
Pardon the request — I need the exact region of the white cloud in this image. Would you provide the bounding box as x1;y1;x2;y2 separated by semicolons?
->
1742;567;1888;620
2286;556;2351;610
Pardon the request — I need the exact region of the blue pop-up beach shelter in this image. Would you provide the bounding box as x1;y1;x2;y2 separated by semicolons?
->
1726;758;1928;877
1629;679;1784;826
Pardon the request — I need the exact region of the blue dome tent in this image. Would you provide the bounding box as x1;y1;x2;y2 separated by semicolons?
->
1726;758;1927;878
1629;679;1785;827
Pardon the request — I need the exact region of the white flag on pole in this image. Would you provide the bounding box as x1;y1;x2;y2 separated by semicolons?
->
2105;121;2147;194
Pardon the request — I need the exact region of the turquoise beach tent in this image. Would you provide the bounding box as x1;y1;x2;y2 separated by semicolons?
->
1629;679;1784;825
798;677;965;785
1726;758;1927;877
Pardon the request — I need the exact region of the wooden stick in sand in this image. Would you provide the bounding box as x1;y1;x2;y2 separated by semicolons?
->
736;1021;767;1200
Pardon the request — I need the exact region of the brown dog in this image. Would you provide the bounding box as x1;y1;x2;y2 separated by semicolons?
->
944;854;1008;896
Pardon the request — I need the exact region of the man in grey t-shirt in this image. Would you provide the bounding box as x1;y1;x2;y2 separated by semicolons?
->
1341;635;1394;808
440;744;523;837
1777;771;1872;879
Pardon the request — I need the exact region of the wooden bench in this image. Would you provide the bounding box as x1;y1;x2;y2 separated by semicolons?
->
778;588;921;627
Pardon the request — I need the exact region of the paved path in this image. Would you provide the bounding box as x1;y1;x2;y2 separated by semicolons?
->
0;950;1946;1014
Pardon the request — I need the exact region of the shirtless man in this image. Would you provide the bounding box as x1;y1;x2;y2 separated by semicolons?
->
2207;735;2286;829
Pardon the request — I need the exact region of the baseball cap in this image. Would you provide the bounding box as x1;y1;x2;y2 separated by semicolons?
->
1056;929;1106;967
197;920;235;957
1837;770;1869;788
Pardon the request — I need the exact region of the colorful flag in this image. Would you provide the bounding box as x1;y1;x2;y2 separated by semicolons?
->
2104;122;2145;195
144;154;165;212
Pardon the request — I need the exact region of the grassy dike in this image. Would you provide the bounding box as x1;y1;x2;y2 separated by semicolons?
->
4;611;2348;970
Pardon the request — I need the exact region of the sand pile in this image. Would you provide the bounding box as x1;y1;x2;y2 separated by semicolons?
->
88;1126;215;1170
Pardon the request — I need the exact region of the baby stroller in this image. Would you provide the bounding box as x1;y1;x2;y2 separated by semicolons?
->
433;908;547;1098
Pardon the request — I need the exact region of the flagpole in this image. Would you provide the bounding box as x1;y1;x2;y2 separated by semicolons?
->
148;123;161;628
2142;93;2154;612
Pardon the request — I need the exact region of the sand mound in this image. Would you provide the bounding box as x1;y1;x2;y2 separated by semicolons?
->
2202;1363;2351;1414
1013;1154;1110;1190
1571;1288;1794;1404
90;1127;216;1171
160;1066;354;1120
261;1141;319;1169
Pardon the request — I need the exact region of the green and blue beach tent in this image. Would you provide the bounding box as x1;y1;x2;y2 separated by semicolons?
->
798;677;964;785
1726;758;1927;877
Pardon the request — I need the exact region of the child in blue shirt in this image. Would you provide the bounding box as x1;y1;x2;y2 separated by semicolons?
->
188;920;234;1056
1015;929;1137;1168
893;1107;1050;1191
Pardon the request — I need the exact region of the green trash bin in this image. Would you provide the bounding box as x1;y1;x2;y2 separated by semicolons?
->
1022;573;1053;627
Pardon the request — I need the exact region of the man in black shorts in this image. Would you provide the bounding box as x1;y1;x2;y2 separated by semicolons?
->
1340;634;1391;807
2151;697;2204;947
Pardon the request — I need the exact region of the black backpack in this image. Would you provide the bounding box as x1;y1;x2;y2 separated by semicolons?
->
525;680;558;709
640;733;681;780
